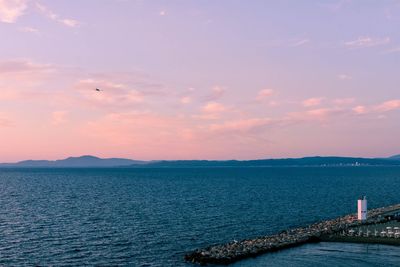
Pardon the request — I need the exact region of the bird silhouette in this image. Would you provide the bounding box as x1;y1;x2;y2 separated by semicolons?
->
95;88;102;92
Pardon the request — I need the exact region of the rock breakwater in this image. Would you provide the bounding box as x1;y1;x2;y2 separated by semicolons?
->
185;203;400;265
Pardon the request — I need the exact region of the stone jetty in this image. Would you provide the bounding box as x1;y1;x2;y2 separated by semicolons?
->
185;203;400;265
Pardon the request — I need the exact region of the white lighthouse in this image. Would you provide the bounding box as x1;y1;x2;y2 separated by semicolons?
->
357;196;367;221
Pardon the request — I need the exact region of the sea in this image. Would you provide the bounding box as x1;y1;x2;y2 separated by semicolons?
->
1;166;400;266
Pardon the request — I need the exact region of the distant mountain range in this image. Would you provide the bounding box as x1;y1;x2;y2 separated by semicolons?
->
0;155;400;168
0;155;144;168
129;156;400;168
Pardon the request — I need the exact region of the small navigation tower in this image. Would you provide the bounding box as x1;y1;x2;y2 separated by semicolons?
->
357;196;367;221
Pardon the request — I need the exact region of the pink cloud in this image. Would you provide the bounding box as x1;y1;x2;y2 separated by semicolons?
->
60;18;79;27
180;96;192;104
0;59;54;74
36;2;79;27
0;0;27;23
302;97;324;107
204;86;225;101
287;107;348;122
80;112;208;159
3;57;400;161
0;59;57;101
75;79;144;108
18;26;40;34
337;74;352;80
84;71;168;96
305;108;340;119
80;112;280;160
176;87;197;105
195;102;228;120
375;99;400;112
345;100;400;115
256;89;274;101
202;102;226;113
0;60;189;114
352;105;367;114
209;118;272;133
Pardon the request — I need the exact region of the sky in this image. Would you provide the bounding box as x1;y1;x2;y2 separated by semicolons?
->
0;0;400;162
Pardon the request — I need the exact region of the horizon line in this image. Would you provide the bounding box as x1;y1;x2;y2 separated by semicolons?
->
1;153;399;164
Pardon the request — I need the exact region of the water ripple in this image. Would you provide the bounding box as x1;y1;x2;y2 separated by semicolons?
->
0;167;400;266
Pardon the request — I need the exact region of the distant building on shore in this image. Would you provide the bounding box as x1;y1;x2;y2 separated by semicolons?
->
358;196;367;221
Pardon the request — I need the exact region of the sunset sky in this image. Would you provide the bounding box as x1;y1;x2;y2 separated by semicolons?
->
1;0;400;162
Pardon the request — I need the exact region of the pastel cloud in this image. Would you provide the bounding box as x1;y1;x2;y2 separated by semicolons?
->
82;112;277;160
60;18;79;27
2;59;400;161
19;26;40;33
3;2;400;161
0;59;56;101
202;102;226;113
384;47;400;54
344;36;390;48
81;112;204;159
0;59;53;74
286;106;353;123
302;97;324;107
289;38;310;47
0;59;175;111
180;96;192;104
81;97;400;159
352;105;367;114
204;86;225;101
350;100;400;115
209;118;272;133
375;99;400;112
75;79;144;108
304;108;345;120
194;102;228;120
36;2;79;27
338;74;352;80
0;0;27;23
256;89;274;101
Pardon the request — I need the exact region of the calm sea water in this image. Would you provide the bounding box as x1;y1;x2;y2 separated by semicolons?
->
1;167;400;266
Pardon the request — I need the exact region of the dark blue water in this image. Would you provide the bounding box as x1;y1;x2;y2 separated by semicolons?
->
0;167;400;266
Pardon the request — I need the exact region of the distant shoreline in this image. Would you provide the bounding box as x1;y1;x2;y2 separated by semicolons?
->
2;165;400;169
1;155;400;168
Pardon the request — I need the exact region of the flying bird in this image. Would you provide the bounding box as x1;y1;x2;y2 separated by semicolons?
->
95;88;102;92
